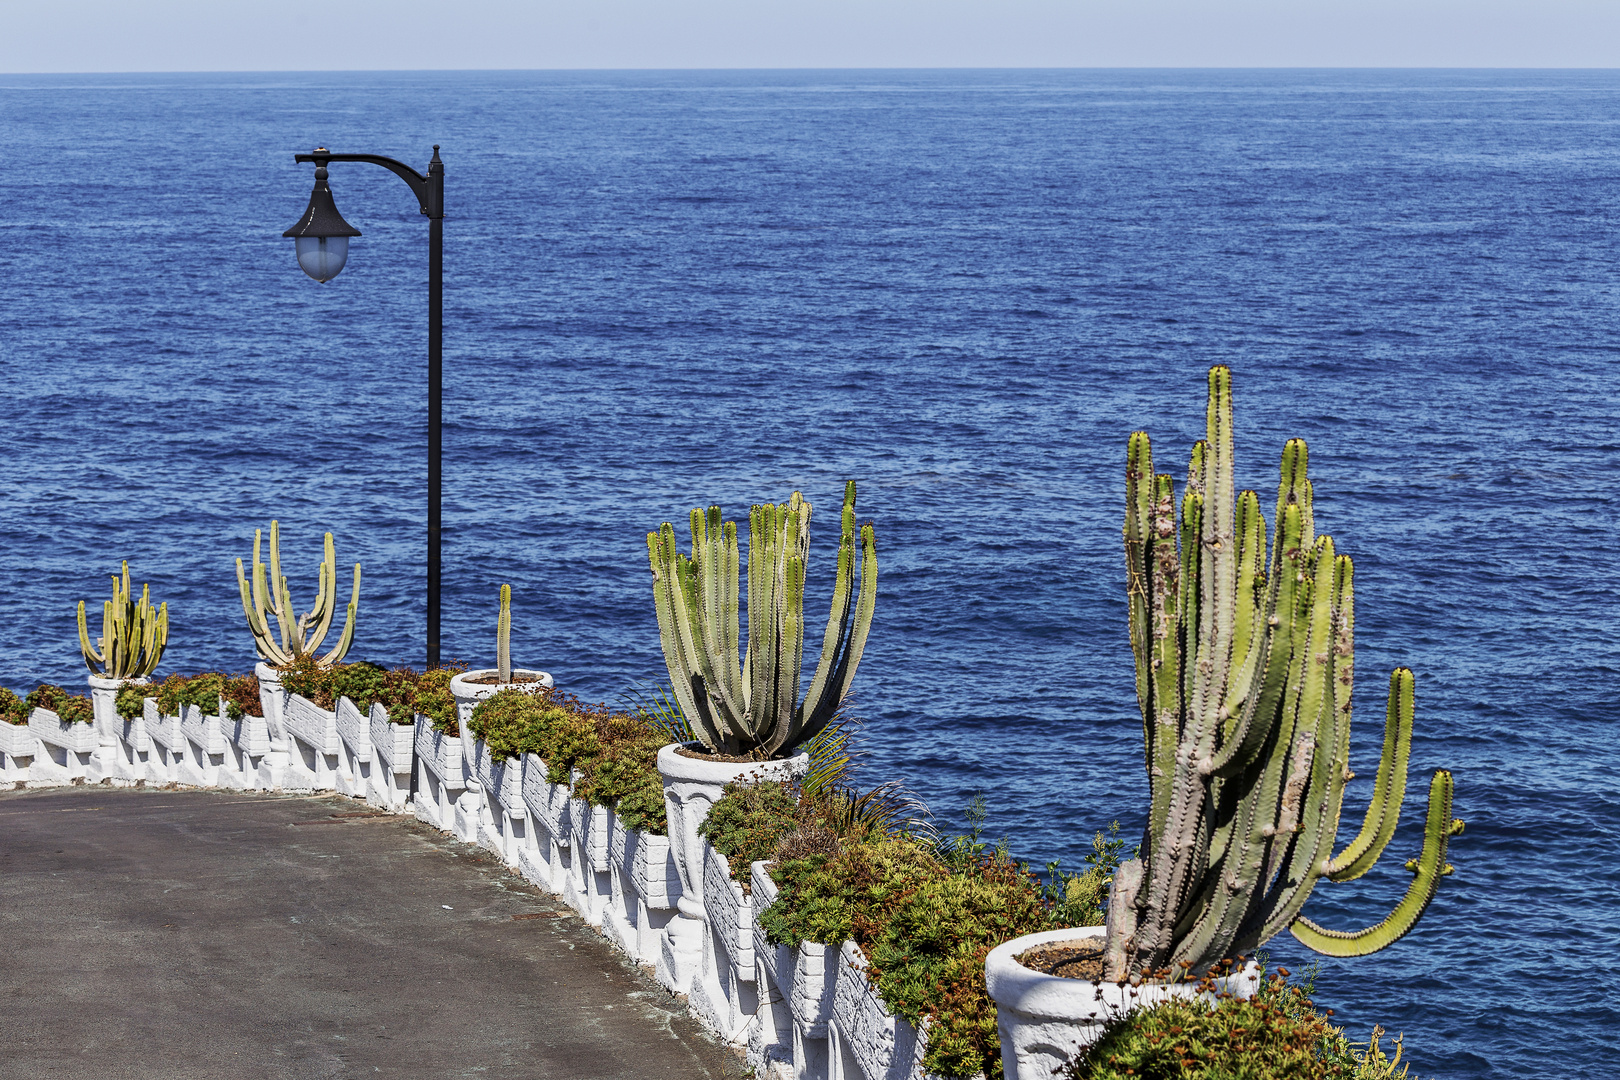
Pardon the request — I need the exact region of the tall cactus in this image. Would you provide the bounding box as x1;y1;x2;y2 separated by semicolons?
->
236;520;360;668
648;481;877;760
497;583;512;683
77;561;168;679
1102;367;1463;981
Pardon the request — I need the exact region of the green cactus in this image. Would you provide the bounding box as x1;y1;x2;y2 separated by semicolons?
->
236;520;359;668
647;481;877;760
77;561;167;680
497;583;512;683
1103;366;1463;981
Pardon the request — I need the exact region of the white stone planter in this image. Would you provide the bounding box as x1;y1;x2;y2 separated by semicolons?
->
87;674;148;786
177;702;228;787
366;705;415;812
251;661;290;790
984;927;1261;1080
517;753;572;893
565;784;613;926
749;861;796;1079
600;815;679;966
283;693;343;792
413;715;466;834
830;940;929;1080
792;940;839;1080
221;702;274;791
0;719;37;786
28;705;99;786
333;696;372;800
656;742;808;994
452;668;553;847
469;737;526;865
143;698;184;786
691;841;757;1044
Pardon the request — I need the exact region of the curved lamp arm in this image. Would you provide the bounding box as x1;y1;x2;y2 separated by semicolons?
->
295;146;443;218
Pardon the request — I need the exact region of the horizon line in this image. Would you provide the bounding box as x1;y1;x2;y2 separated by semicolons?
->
6;64;1620;77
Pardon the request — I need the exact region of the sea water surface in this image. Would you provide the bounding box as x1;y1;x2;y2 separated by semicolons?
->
2;69;1616;1078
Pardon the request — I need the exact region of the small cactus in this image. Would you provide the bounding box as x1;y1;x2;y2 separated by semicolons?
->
497;584;512;684
236;520;359;668
77;561;167;680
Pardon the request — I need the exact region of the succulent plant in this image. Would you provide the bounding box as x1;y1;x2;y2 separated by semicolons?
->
1102;366;1463;980
647;481;877;760
497;583;512;683
77;561;168;680
236;520;359;668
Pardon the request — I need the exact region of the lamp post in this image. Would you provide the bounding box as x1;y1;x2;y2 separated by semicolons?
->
284;145;446;668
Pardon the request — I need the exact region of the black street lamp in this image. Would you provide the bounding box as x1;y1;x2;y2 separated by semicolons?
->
285;145;446;668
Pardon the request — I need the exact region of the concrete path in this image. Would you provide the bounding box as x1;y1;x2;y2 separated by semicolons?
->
0;787;741;1080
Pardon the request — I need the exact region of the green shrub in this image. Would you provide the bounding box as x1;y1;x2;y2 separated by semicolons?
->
0;687;29;725
114;683;148;720
467;688;672;834
221;674;262;719
760;833;1052;1079
572;715;667;833
1069;967;1427;1080
278;654;336;708
26;684;93;725
697;780;801;883
413;666;463;735
468;686;549;761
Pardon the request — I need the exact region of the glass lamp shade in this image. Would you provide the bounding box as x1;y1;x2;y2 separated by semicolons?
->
295;236;349;283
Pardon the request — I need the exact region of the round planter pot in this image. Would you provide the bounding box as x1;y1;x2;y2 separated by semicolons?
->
985;927;1262;1080
654;741;808;994
450;668;554;732
87;674;147;785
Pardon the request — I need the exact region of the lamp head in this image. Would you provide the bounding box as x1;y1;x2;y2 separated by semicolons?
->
284;154;361;283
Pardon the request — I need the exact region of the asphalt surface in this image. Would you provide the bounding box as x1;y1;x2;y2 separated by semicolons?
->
0;786;741;1080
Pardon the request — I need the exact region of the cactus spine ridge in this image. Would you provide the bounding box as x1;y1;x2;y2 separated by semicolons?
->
1108;366;1462;980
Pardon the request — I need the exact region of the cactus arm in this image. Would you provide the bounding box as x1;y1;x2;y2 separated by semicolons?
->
237;552;285;664
687;509;743;745
145;602;168;679
1193;366;1238;748
1144;473;1182;832
803;482;860;726
1291;770;1461;957
317;562;360;665
1133;486;1206;969
77;600;103;673
303;533;339;656
746;503;776;745
801;519;877;747
1327;668;1414;881
1125;431;1157;747
497;584;512;683
649;526;720;749
1220;489;1266;726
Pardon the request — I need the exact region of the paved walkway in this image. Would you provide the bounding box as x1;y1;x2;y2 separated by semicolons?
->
0;787;741;1080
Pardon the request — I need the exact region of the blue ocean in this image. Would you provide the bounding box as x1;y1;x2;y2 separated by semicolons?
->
2;69;1616;1078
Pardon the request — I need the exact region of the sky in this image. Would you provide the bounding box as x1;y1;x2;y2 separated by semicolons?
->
2;0;1620;71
